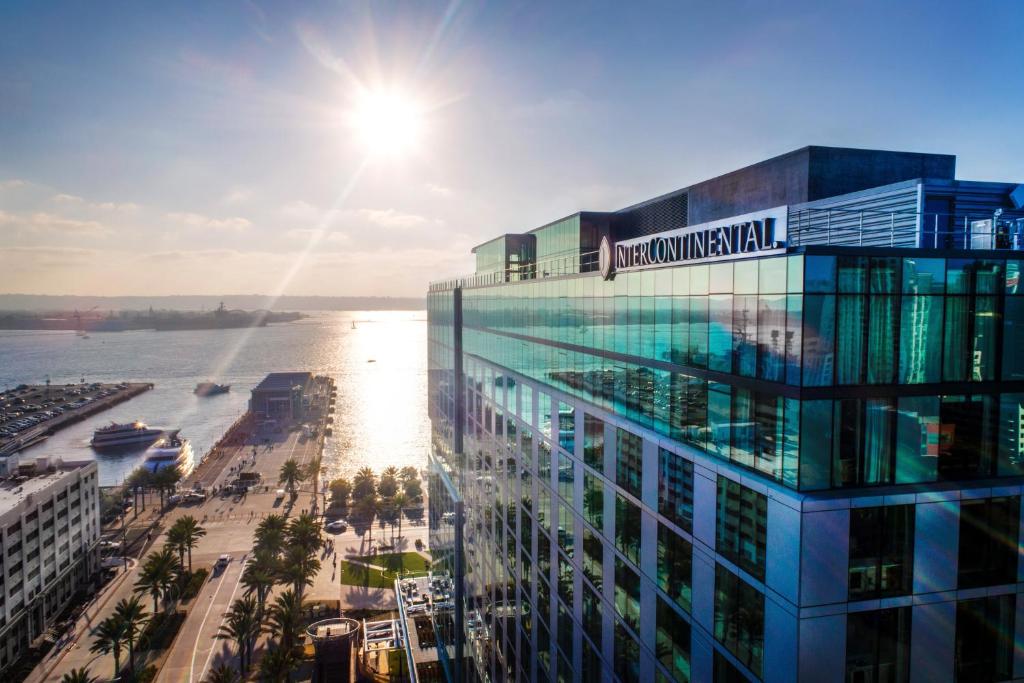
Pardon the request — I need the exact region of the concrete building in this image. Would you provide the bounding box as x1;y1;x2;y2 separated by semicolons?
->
250;372;313;421
425;147;1024;682
0;458;100;672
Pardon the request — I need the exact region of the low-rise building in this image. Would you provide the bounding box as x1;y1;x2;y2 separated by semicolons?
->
0;457;101;671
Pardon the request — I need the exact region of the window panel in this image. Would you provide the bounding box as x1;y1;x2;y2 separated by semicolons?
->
658;448;694;531
713;564;764;678
657;523;692;613
715;477;767;580
845;608;911;683
848;505;914;600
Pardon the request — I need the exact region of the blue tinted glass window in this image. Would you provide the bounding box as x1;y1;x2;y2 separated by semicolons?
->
805;255;836;293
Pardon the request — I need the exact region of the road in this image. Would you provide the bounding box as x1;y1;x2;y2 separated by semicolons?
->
157;557;247;683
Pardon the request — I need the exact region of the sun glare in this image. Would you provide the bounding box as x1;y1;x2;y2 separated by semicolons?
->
349;88;423;157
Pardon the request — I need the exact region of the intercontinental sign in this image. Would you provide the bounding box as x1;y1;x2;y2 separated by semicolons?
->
599;206;788;279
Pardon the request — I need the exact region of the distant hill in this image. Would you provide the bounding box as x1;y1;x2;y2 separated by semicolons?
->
0;294;425;312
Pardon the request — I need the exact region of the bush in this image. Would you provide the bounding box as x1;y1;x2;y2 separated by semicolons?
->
414;538;423;551
180;568;209;601
403;479;423;500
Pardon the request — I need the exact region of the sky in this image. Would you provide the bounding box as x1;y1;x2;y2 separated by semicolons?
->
1;0;1022;298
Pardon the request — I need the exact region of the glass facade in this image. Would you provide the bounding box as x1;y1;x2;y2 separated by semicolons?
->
457;254;1024;491
429;180;1024;683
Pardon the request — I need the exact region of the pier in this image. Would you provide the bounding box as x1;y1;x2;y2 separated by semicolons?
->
0;381;152;457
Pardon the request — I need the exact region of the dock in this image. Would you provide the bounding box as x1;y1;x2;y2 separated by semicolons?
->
0;382;153;456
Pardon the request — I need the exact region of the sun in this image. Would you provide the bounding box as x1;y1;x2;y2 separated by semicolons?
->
348;88;423;158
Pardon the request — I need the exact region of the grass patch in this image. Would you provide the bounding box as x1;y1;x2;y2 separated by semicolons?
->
374;552;430;576
337;561;393;588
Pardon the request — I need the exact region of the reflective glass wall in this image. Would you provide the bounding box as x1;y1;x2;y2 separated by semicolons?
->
454;253;1024;491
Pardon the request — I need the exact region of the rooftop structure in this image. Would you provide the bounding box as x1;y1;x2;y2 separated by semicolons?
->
0;458;100;672
426;147;1024;682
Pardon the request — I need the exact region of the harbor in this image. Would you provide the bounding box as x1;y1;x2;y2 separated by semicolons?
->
0;381;152;458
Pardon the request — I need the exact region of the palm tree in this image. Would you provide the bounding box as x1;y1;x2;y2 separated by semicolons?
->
391;492;407;542
264;589;304;652
399;465;418;483
61;667;98;683
352;466;376;501
286;513;322;555
135;546;178;613
114;595;148;676
241;549;278;615
154;465;183;510
353;494;377;543
205;663;241;683
176;515;207;573
278;459;303;496
258;645;299;682
216;595;261;675
89;614;126;677
165;523;188;573
125;467;152;518
254;514;287;555
278;544;319;599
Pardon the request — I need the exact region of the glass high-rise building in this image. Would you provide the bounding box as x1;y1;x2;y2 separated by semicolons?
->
425;147;1024;682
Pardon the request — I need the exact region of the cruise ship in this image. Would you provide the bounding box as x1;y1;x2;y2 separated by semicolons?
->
90;421;164;450
142;431;193;476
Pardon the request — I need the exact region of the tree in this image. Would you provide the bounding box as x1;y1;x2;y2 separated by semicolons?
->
399;465;419;483
241;549;278;615
278;459;303;496
328;478;351;509
90;615;126;677
278;544;320;599
216;595;260;675
165;523;188;573
114;595;148;677
402;477;423;501
254;514;287;556
205;663;241;683
258;644;299;682
125;467;153;518
175;515;207;573
352;467;376;501
61;668;99;683
153;465;183;510
264;589;304;652
353;494;377;543
377;470;399;499
135;546;178;613
391;493;407;542
286;513;322;556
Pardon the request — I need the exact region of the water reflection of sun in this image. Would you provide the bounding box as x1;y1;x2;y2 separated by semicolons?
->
322;311;428;481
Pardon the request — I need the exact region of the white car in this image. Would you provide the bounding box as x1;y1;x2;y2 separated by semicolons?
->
325;520;347;533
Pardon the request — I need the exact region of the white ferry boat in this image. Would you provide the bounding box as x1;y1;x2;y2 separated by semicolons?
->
90;421;164;450
142;431;194;476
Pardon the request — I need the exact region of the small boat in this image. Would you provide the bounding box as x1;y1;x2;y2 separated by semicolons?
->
142;431;194;476
91;421;164;450
351;320;357;330
195;382;230;396
367;359;376;363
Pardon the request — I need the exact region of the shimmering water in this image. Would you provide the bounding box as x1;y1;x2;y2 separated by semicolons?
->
0;311;427;486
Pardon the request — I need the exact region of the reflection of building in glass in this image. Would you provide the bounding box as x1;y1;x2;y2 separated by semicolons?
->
426;147;1024;682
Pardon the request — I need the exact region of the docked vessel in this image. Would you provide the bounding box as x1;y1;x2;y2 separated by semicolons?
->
91;421;164;450
142;431;193;476
194;382;230;396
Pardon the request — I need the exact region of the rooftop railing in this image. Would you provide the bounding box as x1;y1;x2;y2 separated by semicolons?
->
428;209;1024;292
789;206;1024;250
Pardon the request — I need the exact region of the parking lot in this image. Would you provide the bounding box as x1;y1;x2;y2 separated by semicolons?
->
0;381;152;453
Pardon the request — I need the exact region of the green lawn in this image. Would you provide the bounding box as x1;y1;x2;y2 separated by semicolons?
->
337;561;393;588
375;551;430;575
336;551;431;588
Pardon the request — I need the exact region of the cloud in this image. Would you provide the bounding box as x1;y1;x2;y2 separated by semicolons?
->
0;245;99;268
0;179;26;189
51;193;137;212
357;208;439;229
0;210;111;236
221;186;253;205
425;183;453;197
166;211;251;232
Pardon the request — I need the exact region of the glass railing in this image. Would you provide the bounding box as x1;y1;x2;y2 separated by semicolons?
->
789;207;1024;250
429;249;600;291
